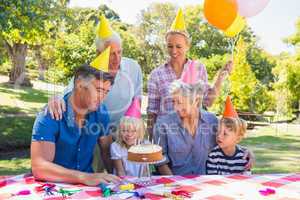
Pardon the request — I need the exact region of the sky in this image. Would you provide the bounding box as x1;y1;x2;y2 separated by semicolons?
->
69;0;300;55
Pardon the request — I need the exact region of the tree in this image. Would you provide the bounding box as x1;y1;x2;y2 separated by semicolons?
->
0;0;63;86
50;20;96;84
0;37;8;66
200;54;228;81
284;18;300;48
136;2;176;80
278;17;300;116
185;5;230;59
98;4;120;21
230;39;272;113
246;46;276;88
48;6;126;84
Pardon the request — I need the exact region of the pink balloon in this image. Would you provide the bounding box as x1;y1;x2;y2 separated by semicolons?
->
237;0;270;17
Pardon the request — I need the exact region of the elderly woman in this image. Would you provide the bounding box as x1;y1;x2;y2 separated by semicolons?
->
154;62;254;175
154;75;219;175
147;9;232;138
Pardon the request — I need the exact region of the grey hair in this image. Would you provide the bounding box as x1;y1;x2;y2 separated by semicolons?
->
95;31;122;52
169;79;205;100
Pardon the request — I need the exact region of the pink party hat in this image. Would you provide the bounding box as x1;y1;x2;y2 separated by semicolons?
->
181;61;200;85
124;97;141;119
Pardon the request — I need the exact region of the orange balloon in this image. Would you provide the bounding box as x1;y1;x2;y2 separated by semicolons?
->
204;0;238;30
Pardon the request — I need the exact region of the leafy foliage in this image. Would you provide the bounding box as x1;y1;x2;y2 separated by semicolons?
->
0;3;299;116
230;39;273;113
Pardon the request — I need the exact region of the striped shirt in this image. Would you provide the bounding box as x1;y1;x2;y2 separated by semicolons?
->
206;145;249;175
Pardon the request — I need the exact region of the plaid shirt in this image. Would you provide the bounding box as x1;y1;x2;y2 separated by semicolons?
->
147;59;210;116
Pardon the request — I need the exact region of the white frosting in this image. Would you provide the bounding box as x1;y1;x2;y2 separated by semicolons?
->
128;144;162;154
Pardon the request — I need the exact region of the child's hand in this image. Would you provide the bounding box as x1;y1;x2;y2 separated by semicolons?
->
243;149;255;170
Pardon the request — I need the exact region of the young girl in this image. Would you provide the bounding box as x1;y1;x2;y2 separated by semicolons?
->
110;98;147;176
206;96;250;175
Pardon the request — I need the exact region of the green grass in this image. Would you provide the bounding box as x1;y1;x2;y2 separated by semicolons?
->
0;116;35;151
0;159;31;175
0;82;52;150
0;83;51;114
240;125;300;174
0;82;50;175
0;81;299;176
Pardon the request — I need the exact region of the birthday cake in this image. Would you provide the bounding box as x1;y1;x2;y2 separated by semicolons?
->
128;144;163;162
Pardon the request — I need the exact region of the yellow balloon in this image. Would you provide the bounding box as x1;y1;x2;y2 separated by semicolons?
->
224;14;246;37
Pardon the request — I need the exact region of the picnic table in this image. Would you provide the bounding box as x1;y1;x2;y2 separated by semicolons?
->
1;173;300;199
237;111;275;129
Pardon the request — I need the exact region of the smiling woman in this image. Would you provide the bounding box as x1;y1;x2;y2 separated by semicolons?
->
146;8;233;140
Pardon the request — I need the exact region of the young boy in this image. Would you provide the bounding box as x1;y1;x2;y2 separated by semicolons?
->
206;96;249;175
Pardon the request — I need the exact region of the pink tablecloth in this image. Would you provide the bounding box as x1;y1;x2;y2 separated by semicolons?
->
0;173;300;199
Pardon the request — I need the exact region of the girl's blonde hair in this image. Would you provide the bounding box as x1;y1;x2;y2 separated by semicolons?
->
116;116;145;148
220;117;247;141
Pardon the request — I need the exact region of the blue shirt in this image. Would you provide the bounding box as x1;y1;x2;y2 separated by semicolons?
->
64;57;143;128
154;110;218;175
32;92;110;173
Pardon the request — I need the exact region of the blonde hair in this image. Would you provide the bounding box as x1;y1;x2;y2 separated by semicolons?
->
116;116;145;148
220;117;247;142
165;31;191;46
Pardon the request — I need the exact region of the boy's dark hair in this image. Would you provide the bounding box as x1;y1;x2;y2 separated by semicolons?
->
74;64;114;85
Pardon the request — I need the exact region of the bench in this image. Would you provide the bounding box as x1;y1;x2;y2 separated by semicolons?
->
237;111;275;129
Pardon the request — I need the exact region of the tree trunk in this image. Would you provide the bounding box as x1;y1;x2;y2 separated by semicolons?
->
4;41;32;87
33;45;47;81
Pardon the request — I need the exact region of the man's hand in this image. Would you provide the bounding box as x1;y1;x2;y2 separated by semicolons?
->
79;173;121;186
47;96;66;120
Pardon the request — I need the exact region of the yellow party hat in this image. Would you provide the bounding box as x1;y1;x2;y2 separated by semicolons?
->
170;8;186;31
97;15;113;39
90;46;110;72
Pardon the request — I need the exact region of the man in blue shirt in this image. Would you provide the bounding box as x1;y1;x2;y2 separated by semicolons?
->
31;63;120;186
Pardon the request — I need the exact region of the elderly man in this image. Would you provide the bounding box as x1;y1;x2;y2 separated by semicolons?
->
48;15;143;173
51;15;142;128
31;48;121;185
